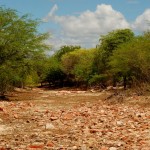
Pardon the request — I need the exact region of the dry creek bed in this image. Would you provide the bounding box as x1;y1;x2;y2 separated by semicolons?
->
0;88;150;150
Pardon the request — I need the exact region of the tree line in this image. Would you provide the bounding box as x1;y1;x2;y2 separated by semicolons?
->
0;7;150;96
45;30;150;90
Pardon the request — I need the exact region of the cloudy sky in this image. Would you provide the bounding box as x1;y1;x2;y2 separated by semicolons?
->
1;0;150;50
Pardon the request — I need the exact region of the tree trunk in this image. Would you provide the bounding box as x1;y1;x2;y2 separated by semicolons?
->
123;76;127;90
21;81;24;89
113;77;117;87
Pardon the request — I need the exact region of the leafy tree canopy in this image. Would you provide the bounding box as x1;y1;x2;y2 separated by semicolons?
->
94;29;135;75
0;7;50;65
99;29;134;55
0;7;50;95
109;33;150;86
54;45;81;61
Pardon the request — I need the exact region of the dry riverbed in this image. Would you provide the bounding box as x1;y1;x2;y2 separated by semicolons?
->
0;88;150;150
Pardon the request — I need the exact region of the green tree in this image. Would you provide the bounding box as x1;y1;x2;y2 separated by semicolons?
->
94;29;134;87
61;49;81;85
95;29;134;70
61;48;95;86
45;57;65;87
99;29;134;56
0;65;14;96
30;52;50;86
43;45;81;87
0;7;50;95
109;34;150;88
73;49;95;85
54;45;80;61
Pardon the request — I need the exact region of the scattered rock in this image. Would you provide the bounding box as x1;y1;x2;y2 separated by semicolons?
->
0;125;6;133
0;88;149;149
45;123;55;130
109;147;117;150
28;143;44;149
46;141;54;147
72;146;78;149
116;120;124;126
50;116;58;121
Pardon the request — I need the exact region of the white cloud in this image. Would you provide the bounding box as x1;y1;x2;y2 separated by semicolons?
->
43;4;58;22
44;4;129;35
43;4;150;49
132;9;150;32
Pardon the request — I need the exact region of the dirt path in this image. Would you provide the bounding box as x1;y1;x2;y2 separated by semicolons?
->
0;88;150;150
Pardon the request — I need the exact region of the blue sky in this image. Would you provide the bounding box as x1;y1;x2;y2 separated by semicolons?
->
1;0;150;49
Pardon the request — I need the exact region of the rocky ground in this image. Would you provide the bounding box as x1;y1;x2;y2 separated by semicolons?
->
0;88;150;150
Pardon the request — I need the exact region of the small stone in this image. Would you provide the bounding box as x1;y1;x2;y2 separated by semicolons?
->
117;141;125;146
45;123;55;130
0;125;7;133
63;113;74;120
100;147;108;150
109;147;117;150
136;113;142;117
72;146;78;149
50;116;58;121
47;141;54;147
14;114;18;119
116;121;123;126
28;145;44;149
100;110;105;114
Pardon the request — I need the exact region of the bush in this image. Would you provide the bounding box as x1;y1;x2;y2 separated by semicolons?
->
89;74;108;88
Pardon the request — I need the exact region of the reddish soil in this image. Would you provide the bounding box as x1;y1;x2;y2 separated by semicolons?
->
0;88;150;150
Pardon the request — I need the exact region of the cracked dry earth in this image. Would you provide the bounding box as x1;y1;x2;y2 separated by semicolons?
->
0;88;150;150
